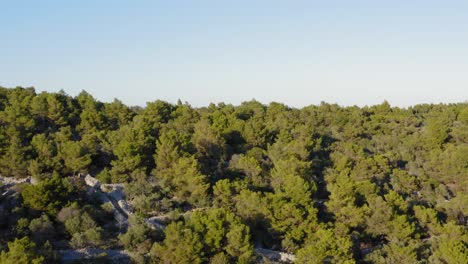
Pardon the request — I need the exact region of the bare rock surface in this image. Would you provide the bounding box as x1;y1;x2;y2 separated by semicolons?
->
2;175;300;263
255;248;296;263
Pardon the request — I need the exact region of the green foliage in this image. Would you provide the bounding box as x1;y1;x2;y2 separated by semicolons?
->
59;140;91;175
365;241;419;264
155;155;209;206
428;222;468;264
150;222;204;264
270;158;315;206
0;88;466;263
70;227;103;248
119;217;156;253
104;99;135;130
57;204;104;248
109;124;149;182
153;128;186;179
209;252;229;264
21;173;74;215
366;195;415;242
213;179;246;209
296;227;355;264
413;205;441;236
0;129;30;177
325;170;369;229
29;214;55;244
76;91;105;132
192;118;227;177
152;208;254;263
29;134;59;177
265;194;318;249
124;172;163;215
0;237;45;264
229;154;264;186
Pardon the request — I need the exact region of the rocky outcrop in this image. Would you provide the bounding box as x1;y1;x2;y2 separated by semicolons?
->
3;174;298;263
101;184;133;217
255;248;296;263
0;176;31;187
144;217;166;230
84;174;100;189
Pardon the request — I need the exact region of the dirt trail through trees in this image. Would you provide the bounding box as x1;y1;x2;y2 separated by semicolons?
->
2;175;297;263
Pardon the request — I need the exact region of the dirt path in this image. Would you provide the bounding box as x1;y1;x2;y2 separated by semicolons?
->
3;175;298;263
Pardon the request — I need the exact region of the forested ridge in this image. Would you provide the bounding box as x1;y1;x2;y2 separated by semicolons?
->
0;86;466;263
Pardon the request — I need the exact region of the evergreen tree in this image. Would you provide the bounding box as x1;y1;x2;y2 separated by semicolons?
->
0;237;44;264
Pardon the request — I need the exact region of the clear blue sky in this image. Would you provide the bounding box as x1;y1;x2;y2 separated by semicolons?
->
1;0;467;107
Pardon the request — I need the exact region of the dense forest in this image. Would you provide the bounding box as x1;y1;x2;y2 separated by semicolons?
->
0;86;466;264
